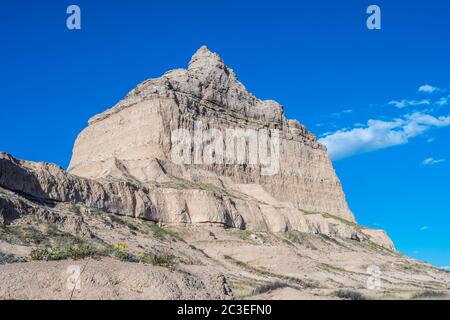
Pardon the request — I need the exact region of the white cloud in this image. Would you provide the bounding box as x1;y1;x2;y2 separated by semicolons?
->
435;97;448;107
418;84;439;93
420;226;429;231
388;99;430;109
319;112;450;160
426;137;435;143
329;109;354;118
441;266;450;270
422;158;446;165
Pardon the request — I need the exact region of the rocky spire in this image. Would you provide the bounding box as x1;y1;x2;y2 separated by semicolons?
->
187;46;237;82
188;46;225;70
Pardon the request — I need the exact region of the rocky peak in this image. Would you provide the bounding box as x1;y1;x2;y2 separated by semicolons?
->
188;45;225;71
187;46;238;80
187;45;240;92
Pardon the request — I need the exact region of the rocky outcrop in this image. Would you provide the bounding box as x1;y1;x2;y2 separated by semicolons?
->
68;46;353;222
0;152;157;219
5;47;450;300
0;46;394;250
1;152;393;249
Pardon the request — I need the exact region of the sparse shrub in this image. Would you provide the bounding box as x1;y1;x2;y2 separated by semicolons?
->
145;223;181;241
334;289;367;300
285;231;318;250
113;242;139;263
30;243;106;261
252;281;291;295
30;248;52;261
286;230;306;244
106;215;139;231
139;250;177;268
237;230;252;241
112;242;176;267
411;290;447;300
0;252;27;264
0;225;49;246
223;254;318;288
147;224;168;240
65;244;98;260
71;204;81;215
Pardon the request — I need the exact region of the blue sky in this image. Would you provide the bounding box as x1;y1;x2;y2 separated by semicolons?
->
1;0;449;267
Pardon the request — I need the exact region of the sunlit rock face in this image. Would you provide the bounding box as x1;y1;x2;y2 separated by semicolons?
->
68;46;354;223
0;46;393;248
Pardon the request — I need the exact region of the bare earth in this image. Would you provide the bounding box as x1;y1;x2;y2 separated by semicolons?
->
1;199;449;300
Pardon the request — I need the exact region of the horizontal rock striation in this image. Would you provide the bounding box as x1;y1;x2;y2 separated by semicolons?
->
0;152;393;250
0;46;395;250
68;46;353;221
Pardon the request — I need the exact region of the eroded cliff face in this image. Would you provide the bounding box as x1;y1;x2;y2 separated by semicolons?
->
0;151;393;250
5;47;450;300
0;46;394;250
68;46;353;223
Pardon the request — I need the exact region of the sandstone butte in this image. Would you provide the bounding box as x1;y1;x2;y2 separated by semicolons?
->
2;46;449;300
2;46;391;249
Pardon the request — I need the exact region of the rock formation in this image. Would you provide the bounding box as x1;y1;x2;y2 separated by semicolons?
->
69;46;352;220
0;46;394;249
2;46;450;300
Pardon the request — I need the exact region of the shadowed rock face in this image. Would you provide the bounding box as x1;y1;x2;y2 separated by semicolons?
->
0;151;394;250
68;46;354;221
0;46;394;250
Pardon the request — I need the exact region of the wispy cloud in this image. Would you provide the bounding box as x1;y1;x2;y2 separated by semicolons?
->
328;109;354;118
388;99;430;109
435;96;448;107
441;266;450;270
422;158;446;165
420;226;429;231
319;112;450;160
418;84;440;93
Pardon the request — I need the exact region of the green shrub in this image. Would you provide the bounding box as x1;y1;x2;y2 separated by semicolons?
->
30;243;106;261
252;281;292;295
334;289;367;300
113;242;140;263
139;251;176;268
237;230;253;241
30;248;51;261
0;225;49;246
411;290;447;299
285;231;318;250
0;252;27;264
71;204;81;215
144;223;181;241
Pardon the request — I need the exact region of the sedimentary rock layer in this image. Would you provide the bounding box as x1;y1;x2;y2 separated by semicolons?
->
0;46;395;250
68;46;353;221
0;152;393;249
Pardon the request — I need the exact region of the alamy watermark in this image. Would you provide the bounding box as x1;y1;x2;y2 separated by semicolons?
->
366;265;382;290
366;5;381;30
65;5;380;31
66;5;81;30
66;265;81;291
170;121;280;176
